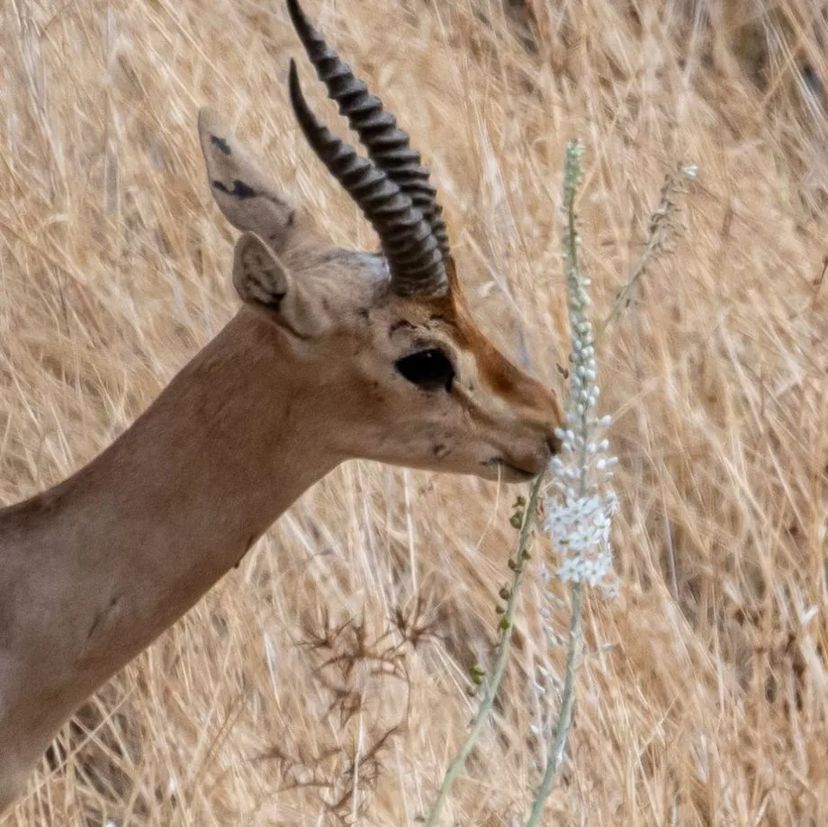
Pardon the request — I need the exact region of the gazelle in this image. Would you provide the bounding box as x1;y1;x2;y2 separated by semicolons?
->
0;0;562;812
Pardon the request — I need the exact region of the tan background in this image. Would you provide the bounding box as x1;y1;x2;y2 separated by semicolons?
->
1;0;826;823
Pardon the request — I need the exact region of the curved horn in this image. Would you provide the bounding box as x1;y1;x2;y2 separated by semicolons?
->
286;0;451;286
287;0;449;260
288;61;446;296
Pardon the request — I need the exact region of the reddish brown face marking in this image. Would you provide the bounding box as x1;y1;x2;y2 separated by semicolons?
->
421;261;561;423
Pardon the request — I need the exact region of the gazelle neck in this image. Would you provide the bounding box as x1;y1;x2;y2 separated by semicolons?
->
0;308;337;796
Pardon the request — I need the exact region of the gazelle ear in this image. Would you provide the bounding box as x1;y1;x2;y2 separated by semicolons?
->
233;233;289;307
232;233;326;337
198;108;299;254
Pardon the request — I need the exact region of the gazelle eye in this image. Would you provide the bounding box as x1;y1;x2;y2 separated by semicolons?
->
395;348;455;392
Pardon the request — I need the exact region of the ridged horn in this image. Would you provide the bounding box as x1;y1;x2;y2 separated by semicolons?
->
288;61;445;296
286;0;450;296
286;0;450;262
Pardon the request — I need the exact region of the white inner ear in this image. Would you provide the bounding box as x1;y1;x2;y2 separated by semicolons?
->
231;233;328;338
233;233;289;308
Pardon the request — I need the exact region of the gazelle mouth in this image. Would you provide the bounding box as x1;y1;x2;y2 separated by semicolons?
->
483;458;538;482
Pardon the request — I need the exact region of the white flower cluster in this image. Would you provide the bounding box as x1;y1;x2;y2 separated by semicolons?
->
544;141;618;595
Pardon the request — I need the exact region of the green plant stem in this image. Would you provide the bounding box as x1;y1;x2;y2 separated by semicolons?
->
524;139;587;826
425;475;544;827
524;582;583;827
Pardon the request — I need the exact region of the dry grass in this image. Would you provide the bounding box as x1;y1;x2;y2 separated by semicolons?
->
1;0;827;824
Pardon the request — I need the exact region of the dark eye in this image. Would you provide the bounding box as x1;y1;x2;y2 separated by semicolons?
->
395;348;455;392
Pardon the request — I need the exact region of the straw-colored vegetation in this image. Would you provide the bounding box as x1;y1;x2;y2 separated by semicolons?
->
1;0;826;823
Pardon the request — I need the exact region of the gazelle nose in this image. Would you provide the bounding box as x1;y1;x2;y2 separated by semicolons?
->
547;433;562;455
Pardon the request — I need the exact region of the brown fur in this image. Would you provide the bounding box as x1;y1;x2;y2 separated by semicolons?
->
0;110;562;811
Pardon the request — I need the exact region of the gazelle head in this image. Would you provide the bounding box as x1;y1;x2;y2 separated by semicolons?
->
198;0;562;482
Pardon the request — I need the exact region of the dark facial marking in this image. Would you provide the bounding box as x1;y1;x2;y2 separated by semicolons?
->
210;134;232;155
213;179;257;199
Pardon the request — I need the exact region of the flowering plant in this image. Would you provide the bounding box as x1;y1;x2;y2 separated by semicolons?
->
545;141;618;594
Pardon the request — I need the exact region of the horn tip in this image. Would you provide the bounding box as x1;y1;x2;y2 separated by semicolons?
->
287;0;312;38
